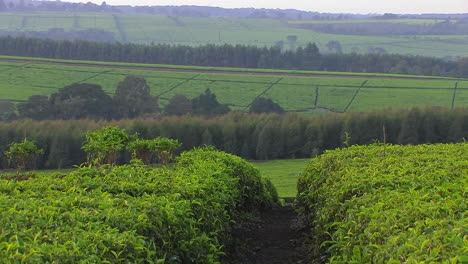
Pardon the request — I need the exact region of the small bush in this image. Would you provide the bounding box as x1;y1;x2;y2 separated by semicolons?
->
4;138;43;170
82;126;130;165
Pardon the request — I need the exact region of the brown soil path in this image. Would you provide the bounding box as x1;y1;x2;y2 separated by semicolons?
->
224;206;310;264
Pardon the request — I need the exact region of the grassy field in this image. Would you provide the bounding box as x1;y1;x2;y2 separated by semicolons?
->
252;159;309;198
0;56;467;112
0;12;467;58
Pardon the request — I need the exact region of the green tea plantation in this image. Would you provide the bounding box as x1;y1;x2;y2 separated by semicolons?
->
296;143;468;263
0;148;278;263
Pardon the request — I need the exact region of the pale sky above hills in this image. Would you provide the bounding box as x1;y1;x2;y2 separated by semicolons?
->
61;0;468;14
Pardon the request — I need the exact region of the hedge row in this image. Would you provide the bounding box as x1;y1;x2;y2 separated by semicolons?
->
296;143;467;263
0;148;278;263
2;108;468;169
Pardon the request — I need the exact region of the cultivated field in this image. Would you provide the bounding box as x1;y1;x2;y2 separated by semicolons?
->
297;143;468;263
0;12;467;58
0;56;466;112
253;159;309;198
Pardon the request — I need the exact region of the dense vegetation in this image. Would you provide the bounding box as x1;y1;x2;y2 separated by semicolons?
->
0;36;465;77
1;107;468;169
296;143;467;263
0;147;278;263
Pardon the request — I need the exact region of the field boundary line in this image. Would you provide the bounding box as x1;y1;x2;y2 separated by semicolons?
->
344;80;368;112
76;70;113;84
245;77;283;110
0;62;32;81
156;74;201;97
451;82;458;110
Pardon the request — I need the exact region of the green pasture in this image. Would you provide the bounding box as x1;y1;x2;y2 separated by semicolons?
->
0;12;467;57
252;159;310;198
287;19;448;25
0;57;467;112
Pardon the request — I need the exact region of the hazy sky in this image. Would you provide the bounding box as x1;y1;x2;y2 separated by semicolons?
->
62;0;468;14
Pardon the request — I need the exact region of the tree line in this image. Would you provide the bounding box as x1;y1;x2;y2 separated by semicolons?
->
0;36;466;77
0;107;467;169
0;75;284;122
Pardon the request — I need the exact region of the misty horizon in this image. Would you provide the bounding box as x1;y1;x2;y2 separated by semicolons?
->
57;0;468;15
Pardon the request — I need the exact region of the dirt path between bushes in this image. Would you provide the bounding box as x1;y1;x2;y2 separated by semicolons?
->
224;206;310;264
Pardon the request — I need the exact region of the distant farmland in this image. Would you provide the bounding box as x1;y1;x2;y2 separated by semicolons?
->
0;56;467;112
0;12;467;58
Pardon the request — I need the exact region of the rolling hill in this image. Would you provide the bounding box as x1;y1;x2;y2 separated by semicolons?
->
0;56;467;112
0;12;467;58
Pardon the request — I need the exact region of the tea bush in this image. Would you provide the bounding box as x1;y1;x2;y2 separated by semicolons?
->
0;149;277;263
296;143;467;263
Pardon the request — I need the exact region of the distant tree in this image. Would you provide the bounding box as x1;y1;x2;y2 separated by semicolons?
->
164;94;192;116
201;129;214;146
0;101;14;114
398;108;422;145
326;40;342;53
458;57;468;77
17;95;52;120
249;97;284;114
191;89;230;116
114;75;158;118
50;83;113;119
301;42;321;70
0;0;7;11
0;101;17;121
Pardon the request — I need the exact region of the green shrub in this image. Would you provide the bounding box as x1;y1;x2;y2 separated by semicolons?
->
4;138;43;170
296;143;468;264
177;147;279;211
127;137;181;165
0;148;277;263
82;126;130;165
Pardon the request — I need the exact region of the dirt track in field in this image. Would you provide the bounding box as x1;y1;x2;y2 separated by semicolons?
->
224;206;311;264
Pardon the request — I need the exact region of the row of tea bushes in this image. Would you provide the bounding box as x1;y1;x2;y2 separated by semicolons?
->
0;148;278;263
296;143;467;263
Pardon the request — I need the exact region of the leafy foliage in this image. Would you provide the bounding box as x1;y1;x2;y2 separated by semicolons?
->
1;108;468;169
0;34;465;75
114;75;158;118
249;97;284;114
50;83;113;119
17;95;52;121
82;126;130;165
296;143;468;263
177;147;279;210
164;94;193;116
127;137;181;165
0;149;277;263
4;138;43;170
191;89;230;116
